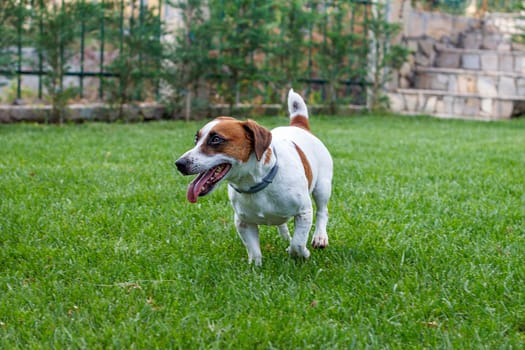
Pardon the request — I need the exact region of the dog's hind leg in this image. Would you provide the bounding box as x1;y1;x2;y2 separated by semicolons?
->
311;178;331;249
287;210;312;259
277;224;291;242
235;214;262;266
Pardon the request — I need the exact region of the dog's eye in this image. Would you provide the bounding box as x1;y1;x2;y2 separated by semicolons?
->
208;134;224;146
194;131;199;145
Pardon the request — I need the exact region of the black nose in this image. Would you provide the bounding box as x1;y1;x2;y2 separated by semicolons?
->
175;158;189;175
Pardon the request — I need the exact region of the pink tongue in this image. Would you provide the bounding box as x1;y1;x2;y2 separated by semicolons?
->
186;169;215;203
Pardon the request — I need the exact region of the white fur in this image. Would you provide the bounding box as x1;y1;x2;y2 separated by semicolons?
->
288;88;309;119
178;89;333;265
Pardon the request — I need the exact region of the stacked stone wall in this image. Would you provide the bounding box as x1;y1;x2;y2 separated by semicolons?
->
390;3;525;120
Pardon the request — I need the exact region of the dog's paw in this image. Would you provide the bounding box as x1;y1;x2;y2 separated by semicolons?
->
248;254;263;266
311;234;328;249
277;225;291;242
287;244;311;259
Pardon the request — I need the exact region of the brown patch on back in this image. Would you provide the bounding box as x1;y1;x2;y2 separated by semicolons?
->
293;143;313;189
290;115;310;131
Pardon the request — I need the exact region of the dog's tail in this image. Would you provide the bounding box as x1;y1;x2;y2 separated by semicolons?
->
288;88;310;131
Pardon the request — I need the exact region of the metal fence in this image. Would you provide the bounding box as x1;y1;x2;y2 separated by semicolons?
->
1;0;523;107
0;0;163;102
1;0;379;107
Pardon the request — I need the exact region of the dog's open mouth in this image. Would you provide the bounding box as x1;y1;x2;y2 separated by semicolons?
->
186;163;231;203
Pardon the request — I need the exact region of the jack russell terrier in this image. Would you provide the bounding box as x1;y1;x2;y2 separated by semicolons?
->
175;89;333;265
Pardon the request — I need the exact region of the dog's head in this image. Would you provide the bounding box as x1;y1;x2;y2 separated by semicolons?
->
175;117;272;203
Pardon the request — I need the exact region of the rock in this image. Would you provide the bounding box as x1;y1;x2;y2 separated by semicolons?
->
453;97;465;115
480;52;498;71
481;34;502;50
419;39;435;58
399;76;411;89
415;52;431;67
494;100;514;118
424;95;437;113
443;96;454;114
462;53;480;70
497;42;512;51
457;74;477;94
436;51;461;68
405;94;419;111
399;62;412;77
514;56;525;74
435;99;445;114
415;74;432;89
388;93;405;112
499;76;516;96
426;13;453;40
516;78;525;95
404;10;425;38
499;54;514;73
430;74;449;91
460;32;482;50
480;98;493;116
463;98;480;116
477;76;498;97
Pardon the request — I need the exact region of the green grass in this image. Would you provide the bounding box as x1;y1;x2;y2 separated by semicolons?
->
1;115;524;348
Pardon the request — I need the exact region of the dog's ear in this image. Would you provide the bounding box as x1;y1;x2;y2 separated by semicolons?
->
242;119;272;161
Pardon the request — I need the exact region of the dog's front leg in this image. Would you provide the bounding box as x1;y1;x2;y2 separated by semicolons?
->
277;224;291;242
287;210;312;259
234;214;262;266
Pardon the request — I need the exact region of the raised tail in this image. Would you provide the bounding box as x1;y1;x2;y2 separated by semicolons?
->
287;88;310;131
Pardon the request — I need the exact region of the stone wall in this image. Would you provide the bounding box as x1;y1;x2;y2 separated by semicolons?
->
389;1;525;120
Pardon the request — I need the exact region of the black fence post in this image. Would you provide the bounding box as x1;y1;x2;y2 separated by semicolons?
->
99;0;105;100
16;1;23;100
79;0;85;98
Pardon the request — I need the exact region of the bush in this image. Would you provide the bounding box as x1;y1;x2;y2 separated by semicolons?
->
0;0;20;78
104;0;164;120
165;0;408;114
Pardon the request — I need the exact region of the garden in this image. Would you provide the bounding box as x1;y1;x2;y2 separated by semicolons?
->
1;0;524;348
1;115;524;348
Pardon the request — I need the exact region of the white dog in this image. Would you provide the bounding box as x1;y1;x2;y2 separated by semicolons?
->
175;89;333;265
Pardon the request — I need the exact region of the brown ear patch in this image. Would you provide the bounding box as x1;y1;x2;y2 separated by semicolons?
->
290;115;310;131
293;143;313;189
242;119;272;161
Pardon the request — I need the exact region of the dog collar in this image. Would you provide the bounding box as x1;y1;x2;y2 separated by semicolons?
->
230;148;278;194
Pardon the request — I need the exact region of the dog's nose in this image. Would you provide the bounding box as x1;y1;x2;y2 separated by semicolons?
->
175;158;189;175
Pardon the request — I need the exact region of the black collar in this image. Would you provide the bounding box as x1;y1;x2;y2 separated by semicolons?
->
230;148;278;194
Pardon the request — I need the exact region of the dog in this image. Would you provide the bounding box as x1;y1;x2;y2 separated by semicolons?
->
175;89;333;265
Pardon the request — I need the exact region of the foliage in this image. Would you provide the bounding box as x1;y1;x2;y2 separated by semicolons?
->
163;0;211;120
513;1;525;47
3;0;408;115
31;2;96;123
164;0;406;113
1;116;524;347
263;0;313;102
368;3;410;111
0;0;21;80
206;0;275;110
104;0;164;120
313;1;367;112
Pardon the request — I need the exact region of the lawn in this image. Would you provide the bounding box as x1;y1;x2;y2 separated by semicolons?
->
1;115;524;348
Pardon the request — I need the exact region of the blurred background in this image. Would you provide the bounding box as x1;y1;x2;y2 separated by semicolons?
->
0;0;523;121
